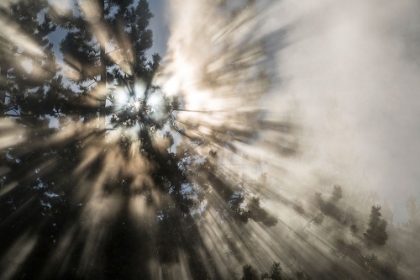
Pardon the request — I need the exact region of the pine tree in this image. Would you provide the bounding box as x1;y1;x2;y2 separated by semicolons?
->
364;205;389;246
0;1;288;279
56;0;161;130
268;262;283;280
331;185;342;202
242;264;260;280
0;2;79;280
0;0;59;119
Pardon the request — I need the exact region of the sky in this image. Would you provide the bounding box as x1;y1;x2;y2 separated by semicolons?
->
148;0;168;59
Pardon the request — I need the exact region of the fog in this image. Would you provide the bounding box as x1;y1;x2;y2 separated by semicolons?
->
251;0;420;220
0;0;419;278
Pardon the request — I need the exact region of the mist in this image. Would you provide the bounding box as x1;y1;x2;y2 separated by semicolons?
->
256;0;420;220
0;0;419;279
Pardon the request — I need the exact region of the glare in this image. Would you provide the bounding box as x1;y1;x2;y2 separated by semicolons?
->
134;82;146;99
0;0;418;279
115;88;129;105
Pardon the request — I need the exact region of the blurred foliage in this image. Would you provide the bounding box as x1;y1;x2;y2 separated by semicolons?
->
0;0;419;280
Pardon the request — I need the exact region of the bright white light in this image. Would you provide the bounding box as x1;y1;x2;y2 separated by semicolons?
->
133;101;140;110
134;82;146;99
162;77;180;96
22;59;33;73
115;88;128;105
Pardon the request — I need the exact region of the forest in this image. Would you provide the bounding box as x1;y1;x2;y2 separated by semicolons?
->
0;0;419;279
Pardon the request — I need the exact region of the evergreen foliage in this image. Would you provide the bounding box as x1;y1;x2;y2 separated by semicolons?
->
364;206;389;247
0;1;418;280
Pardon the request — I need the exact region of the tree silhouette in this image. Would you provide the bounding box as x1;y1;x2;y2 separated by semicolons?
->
26;0;278;278
0;0;60;119
241;262;313;280
55;0;161;130
262;262;283;280
330;185;342;203
242;264;260;280
364;206;388;247
2;1;416;279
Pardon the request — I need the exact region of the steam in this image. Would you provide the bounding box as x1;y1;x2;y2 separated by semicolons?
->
193;0;420;218
160;0;420;276
256;0;420;219
0;0;419;278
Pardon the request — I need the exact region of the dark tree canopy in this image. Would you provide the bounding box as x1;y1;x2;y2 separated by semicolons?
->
364;206;389;247
0;1;417;280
